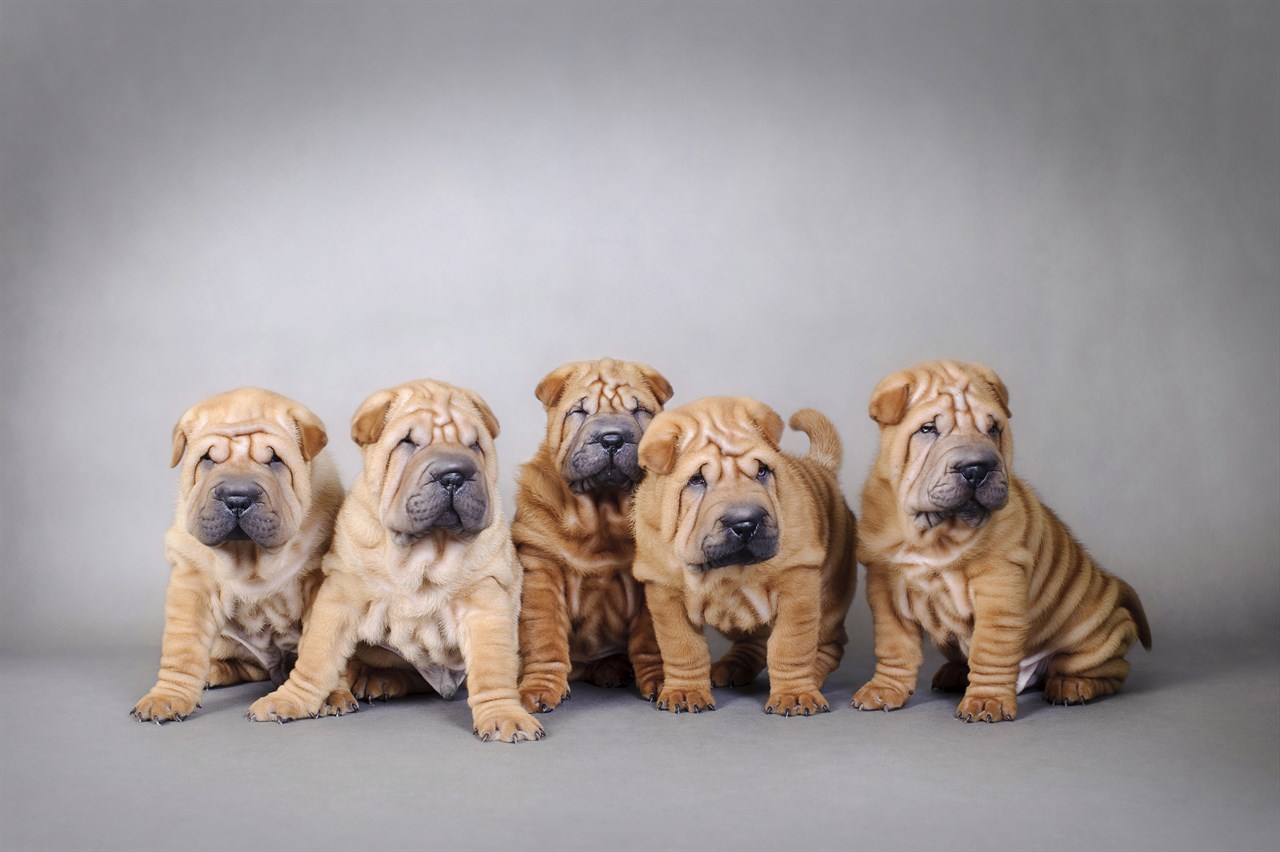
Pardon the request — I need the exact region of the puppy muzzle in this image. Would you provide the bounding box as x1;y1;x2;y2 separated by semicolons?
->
565;415;644;493
695;505;779;572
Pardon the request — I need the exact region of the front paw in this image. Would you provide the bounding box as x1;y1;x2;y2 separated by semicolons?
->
132;690;200;723
519;677;571;713
765;688;831;717
247;687;324;723
351;667;412;702
634;667;664;702
473;704;545;742
851;681;913;711
655;684;715;714
318;687;360;717
955;691;1017;722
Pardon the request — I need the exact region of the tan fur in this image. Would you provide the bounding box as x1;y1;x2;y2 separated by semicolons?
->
632;397;858;716
247;380;543;743
515;359;672;712
132;388;343;723
852;360;1152;722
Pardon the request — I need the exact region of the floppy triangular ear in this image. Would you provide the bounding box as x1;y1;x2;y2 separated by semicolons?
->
638;412;683;475
972;363;1011;418
869;372;913;426
290;406;329;461
535;363;579;409
170;420;188;468
351;389;398;447
635;363;673;406
468;393;501;440
740;399;784;447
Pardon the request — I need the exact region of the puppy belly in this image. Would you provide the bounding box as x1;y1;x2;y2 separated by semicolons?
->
565;571;638;664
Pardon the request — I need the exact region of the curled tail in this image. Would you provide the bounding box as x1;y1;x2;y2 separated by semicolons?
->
788;408;842;473
1117;578;1152;650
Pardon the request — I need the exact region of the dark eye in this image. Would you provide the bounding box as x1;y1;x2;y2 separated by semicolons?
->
988;423;1002;439
756;463;772;482
268;451;284;467
918;422;937;435
399;435;417;449
688;470;706;488
199;451;213;464
633;406;652;418
470;441;482;453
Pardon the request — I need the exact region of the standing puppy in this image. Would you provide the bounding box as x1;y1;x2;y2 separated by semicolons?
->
248;380;543;743
133;388;343;722
632;398;857;716
852;360;1152;722
515;358;672;712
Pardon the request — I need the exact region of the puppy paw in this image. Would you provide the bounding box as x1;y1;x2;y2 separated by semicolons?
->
765;687;831;717
351;667;412;702
955;691;1017;722
473;704;545;743
132;690;200;723
710;658;762;688
1044;676;1100;706
655;685;715;714
317;687;360;717
634;669;664;703
851;681;913;711
582;654;634;688
519;677;571;713
246;688;323;723
931;661;969;693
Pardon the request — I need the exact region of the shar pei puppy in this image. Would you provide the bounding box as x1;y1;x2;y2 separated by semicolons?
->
247;379;544;743
852;360;1152;722
632;397;857;716
515;358;672;713
132;388;343;723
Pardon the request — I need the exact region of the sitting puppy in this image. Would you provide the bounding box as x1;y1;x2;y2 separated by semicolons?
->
515;358;672;713
132;388;343;722
852;360;1152;722
632;397;857;716
247;380;543;743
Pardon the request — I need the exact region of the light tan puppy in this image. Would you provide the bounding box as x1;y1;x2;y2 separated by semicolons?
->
632;397;857;716
132;388;343;723
852;360;1152;722
515;358;672;713
247;379;543;742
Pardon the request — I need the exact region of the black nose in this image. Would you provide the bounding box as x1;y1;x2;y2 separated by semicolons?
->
219;492;256;515
957;459;996;488
598;432;625;453
438;471;467;492
722;506;768;543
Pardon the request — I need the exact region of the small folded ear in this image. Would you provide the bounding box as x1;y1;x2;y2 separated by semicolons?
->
635;363;674;406
869;371;913;426
290;406;329;461
170;421;188;468
971;363;1011;418
351;389;398;447
638;412;683;475
740;399;784;447
468;393;501;439
535;363;579;409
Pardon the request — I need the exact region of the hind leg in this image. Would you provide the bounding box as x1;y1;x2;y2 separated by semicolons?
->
206;658;269;687
711;631;768;687
1044;612;1138;705
931;641;969;693
582;653;634;688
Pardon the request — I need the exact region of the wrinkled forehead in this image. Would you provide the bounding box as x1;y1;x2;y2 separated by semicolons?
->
190;411;294;444
572;366;652;408
680;409;763;459
912;370;997;415
389;394;484;444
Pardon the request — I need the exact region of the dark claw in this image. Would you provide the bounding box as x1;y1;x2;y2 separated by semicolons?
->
765;705;775;715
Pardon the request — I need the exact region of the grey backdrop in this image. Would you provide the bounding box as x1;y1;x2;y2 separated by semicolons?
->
1;2;1276;851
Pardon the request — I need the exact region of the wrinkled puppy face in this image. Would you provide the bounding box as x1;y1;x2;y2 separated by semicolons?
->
352;380;501;546
535;358;673;494
869;360;1013;530
171;389;327;550
639;398;783;572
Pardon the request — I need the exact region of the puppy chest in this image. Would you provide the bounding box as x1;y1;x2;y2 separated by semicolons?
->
697;582;777;635
218;586;305;649
895;568;974;642
357;595;465;667
564;571;639;659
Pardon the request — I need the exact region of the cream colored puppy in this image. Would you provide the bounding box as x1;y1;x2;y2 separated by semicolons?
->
247;379;544;743
133;388;343;722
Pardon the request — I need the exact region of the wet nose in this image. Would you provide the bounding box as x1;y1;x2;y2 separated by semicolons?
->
217;490;259;515
722;506;768;542
598;432;625;453
431;459;476;493
956;458;996;488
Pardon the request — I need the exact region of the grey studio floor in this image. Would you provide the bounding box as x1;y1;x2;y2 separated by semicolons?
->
1;635;1275;852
